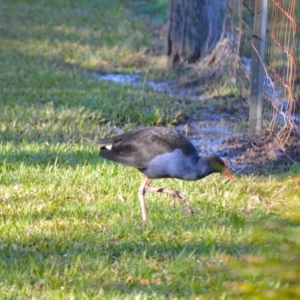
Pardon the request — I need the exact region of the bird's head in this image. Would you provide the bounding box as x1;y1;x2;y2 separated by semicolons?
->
199;155;233;179
210;156;232;178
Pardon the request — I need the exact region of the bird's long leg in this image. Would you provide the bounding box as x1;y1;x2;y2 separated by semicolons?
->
144;180;194;216
138;178;152;222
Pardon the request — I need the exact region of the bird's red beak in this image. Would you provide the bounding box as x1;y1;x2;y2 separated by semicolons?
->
222;166;233;179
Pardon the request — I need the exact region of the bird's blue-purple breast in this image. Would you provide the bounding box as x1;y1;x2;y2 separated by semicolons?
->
143;148;199;180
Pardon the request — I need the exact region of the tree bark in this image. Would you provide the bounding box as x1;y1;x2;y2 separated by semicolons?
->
167;0;188;68
167;0;229;69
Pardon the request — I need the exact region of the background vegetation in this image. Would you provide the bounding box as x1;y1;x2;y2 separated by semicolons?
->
1;0;300;299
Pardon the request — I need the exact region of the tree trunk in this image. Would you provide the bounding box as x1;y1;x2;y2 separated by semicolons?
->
167;0;230;69
167;0;187;68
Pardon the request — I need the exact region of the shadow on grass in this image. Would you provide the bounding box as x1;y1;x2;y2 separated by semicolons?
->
0;145;102;169
1;208;300;297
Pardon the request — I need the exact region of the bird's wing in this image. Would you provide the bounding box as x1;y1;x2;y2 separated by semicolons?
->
99;127;199;169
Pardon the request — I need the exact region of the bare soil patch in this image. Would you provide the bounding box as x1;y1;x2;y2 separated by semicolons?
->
218;129;300;174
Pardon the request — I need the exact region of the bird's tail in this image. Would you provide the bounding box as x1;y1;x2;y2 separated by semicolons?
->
98;137;117;145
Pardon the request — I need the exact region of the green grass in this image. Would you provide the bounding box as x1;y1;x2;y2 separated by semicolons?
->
1;0;300;299
1;143;300;298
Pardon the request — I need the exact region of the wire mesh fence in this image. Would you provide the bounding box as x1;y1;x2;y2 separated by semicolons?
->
232;0;299;145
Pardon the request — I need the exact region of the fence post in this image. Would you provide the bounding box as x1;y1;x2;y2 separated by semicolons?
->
249;0;268;137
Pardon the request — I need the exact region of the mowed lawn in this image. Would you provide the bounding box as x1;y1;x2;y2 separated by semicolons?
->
1;0;300;299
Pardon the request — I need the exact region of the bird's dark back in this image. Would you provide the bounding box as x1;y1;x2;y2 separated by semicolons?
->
100;127;199;170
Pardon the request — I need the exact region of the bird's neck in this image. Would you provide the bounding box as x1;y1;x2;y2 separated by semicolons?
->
196;156;216;179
